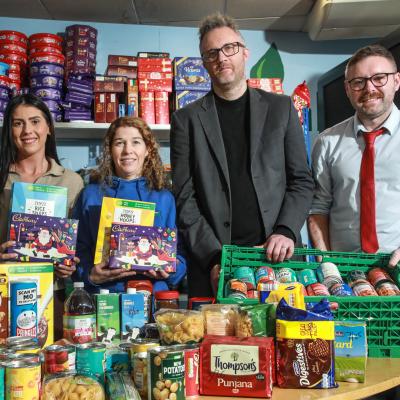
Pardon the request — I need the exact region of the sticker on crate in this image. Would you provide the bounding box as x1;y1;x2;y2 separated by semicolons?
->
109;224;177;272
334;321;367;383
8;213;78;265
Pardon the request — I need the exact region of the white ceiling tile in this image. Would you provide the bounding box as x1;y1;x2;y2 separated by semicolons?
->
134;0;225;23
227;0;314;18
0;0;51;19
236;16;307;31
41;0;138;23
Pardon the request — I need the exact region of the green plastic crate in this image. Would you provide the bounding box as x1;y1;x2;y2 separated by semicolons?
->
217;245;400;358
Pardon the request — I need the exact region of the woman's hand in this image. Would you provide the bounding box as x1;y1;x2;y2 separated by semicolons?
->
89;261;137;284
0;241;18;261
54;256;79;279
143;268;169;280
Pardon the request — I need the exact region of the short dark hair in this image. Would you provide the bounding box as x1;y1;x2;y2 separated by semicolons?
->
198;12;243;48
0;94;60;192
345;44;397;78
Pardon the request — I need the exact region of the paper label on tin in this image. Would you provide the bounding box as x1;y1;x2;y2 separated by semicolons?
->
16;287;37;305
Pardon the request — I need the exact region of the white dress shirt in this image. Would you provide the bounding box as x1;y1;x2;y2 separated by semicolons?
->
311;105;400;252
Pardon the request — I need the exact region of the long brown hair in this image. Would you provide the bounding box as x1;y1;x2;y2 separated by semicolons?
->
92;117;169;191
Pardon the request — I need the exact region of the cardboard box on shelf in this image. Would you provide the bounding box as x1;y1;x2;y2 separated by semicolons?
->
155;91;169;124
95;93;106;123
106;93;118;123
139;91;155;125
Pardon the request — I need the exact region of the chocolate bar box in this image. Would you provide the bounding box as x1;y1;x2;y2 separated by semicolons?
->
8;212;78;266
109;224;176;273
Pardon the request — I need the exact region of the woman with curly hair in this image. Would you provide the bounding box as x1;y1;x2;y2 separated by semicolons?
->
72;117;186;293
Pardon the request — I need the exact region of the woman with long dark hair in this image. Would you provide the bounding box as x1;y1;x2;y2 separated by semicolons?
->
0;94;84;275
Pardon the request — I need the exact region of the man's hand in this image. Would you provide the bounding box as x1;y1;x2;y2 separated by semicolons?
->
388;248;400;268
0;240;17;261
89;261;137;284
265;234;294;263
210;264;221;296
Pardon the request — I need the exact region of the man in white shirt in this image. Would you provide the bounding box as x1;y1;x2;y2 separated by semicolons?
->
308;44;400;266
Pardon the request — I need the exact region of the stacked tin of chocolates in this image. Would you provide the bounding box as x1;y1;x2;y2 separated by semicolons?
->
63;25;97;121
29;32;64;122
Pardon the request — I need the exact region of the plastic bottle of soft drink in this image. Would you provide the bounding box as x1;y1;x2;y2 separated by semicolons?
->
63;282;96;344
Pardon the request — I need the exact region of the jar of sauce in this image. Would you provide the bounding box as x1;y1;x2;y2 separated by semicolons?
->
154;290;180;311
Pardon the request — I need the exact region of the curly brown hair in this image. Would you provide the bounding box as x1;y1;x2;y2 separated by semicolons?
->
92;117;169;191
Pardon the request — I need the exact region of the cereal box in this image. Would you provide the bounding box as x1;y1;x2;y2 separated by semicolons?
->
335;321;367;383
109;224;176;273
11;182;68;217
0;262;54;348
173;57;211;91
94;197;156;264
8;213;78;266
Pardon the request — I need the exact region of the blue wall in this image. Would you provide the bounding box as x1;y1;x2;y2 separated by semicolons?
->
0;16;373;170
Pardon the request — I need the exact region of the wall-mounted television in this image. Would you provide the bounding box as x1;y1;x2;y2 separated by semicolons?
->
317;31;400;132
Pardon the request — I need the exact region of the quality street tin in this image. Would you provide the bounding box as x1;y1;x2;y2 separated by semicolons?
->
5;360;41;400
148;346;185;400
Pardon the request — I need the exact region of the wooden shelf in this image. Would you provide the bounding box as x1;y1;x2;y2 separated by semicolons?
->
54;122;171;142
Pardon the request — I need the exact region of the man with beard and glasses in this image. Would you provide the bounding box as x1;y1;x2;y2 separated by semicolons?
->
308;44;400;267
170;13;314;297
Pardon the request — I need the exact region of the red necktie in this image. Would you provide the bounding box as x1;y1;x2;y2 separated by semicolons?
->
360;128;385;253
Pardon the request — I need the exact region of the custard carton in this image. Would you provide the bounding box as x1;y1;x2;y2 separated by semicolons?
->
334;321;367;383
95;292;120;345
94;197;156;264
0;262;54;348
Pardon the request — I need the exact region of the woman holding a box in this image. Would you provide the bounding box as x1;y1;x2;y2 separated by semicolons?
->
73;116;186;293
0;94;84;275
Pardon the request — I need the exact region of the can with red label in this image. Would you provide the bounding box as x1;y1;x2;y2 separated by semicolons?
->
306;282;330;296
375;281;400;296
43;344;76;374
184;344;199;398
367;267;394;287
352;280;378;296
255;266;276;284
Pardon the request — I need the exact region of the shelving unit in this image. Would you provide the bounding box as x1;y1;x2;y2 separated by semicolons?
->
54;122;171;142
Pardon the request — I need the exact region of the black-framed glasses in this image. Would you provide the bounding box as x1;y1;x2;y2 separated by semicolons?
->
201;42;246;62
346;72;397;91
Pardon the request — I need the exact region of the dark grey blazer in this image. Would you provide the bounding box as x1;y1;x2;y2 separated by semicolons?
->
170;88;314;296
